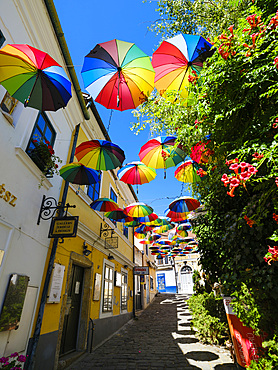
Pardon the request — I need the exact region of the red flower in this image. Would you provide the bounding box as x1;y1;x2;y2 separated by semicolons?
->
273;213;278;223
274;56;278;69
252;152;264;160
240;171;251;181
244;215;256;227
229;163;239;174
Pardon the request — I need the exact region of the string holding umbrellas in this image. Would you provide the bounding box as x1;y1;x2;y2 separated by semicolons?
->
0;35;214;232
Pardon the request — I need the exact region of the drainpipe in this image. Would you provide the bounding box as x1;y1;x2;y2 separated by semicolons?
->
43;0;90;120
25;124;80;370
132;227;136;318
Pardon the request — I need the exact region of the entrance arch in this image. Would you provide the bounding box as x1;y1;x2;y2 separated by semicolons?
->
180;265;193;294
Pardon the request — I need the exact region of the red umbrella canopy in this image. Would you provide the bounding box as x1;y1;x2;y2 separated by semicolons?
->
175;160;203;183
81;39;155;111
0;44;72;111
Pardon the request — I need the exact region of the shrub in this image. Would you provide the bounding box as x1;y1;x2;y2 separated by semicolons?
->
188;292;229;345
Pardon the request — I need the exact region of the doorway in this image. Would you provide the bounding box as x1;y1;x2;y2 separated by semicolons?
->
60;264;84;355
180;265;193;294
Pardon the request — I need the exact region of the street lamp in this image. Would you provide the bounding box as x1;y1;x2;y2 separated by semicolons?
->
170;257;178;294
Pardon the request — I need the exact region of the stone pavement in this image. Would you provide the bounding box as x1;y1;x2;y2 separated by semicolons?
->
67;293;237;370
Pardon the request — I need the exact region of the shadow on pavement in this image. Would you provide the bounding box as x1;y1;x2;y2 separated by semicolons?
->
214;364;238;369
179;322;192;327
175;337;199;344
186;350;219;361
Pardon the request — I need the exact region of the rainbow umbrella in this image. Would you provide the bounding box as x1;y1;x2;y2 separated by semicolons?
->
151;34;214;99
75;140;125;171
81;39;155;111
169;196;200;213
124;218;141;227
124;202;153;218
90;197;118;212
176;223;192;237
135;213;158;223
164;208;188;220
117;162;156;193
154;224;175;234
104;208;128;222
175;160;203;183
139;136;186;178
0;44;71;111
134;232;147;239
59;163;100;185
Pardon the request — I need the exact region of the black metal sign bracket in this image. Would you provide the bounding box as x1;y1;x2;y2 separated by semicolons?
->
37;195;76;225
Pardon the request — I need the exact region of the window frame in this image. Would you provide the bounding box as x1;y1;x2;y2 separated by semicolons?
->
109;185;118;204
87;171;102;201
120;268;128;312
25;112;56;173
100;259;114;318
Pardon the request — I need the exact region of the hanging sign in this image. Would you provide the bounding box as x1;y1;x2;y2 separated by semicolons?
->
133;266;149;275
48;216;79;238
223;297;264;367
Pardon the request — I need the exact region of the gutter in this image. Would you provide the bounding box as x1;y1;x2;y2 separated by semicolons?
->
43;0;90;120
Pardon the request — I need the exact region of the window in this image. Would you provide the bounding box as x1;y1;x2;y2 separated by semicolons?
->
121;272;128;311
150;276;154;290
0;91;18;125
156;256;163;265
102;264;113;312
25;112;56;172
110;187;117;203
123;223;128;238
87;172;101;201
0;30;5;48
164;255;169;265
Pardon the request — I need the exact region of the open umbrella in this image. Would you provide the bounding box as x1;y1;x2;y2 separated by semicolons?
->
124;219;141;227
174;160;203;183
135;213;158;223
59;163;100;185
81;39;155;111
169;196;200;213
104;208;127;222
117;161;156;193
164;208;188;220
151;34;214;98
139;136;186;178
75;140;125;171
90;197;118;212
124;202;153;218
0;44;72;111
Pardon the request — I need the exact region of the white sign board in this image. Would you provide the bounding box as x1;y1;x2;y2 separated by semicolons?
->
47;263;65;303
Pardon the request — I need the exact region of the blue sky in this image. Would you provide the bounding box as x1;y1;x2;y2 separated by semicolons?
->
54;0;191;216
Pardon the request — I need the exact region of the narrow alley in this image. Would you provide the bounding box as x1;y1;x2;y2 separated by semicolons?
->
65;294;236;370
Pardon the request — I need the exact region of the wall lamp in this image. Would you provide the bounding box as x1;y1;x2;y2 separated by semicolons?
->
123;264;128;269
108;254;114;260
83;241;92;257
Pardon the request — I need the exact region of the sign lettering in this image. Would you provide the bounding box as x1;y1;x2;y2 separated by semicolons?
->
0;184;17;207
48;216;79;238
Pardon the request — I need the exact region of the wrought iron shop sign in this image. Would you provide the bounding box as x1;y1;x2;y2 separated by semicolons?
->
133;266;149;275
48;216;79;238
105;237;118;249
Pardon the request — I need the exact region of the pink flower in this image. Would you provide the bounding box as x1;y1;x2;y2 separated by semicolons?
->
229;163;239;174
18;355;26;362
221;174;229;181
247;165;258;174
230;177;240;187
239;162;248;170
240;171;251;181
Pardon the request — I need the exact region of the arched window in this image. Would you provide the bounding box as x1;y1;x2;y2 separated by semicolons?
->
180;265;192;274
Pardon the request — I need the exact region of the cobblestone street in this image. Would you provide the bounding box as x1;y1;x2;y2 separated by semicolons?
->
67;294;236;370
